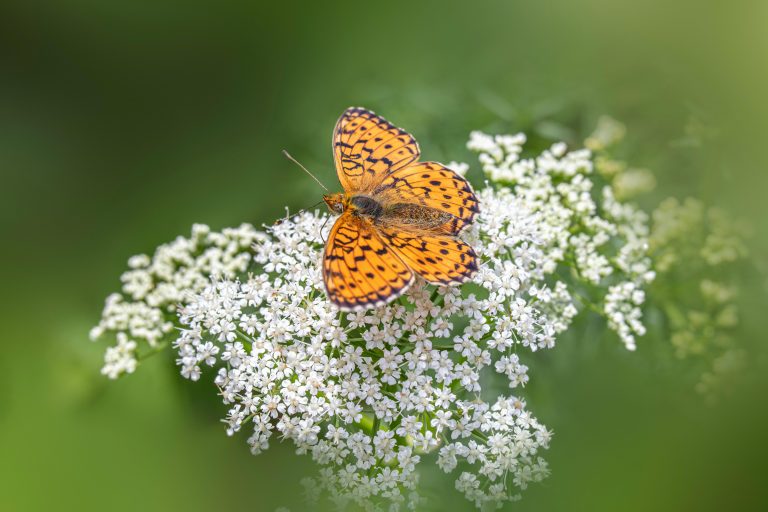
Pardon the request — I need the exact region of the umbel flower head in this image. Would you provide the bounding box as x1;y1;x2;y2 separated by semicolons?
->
92;131;653;510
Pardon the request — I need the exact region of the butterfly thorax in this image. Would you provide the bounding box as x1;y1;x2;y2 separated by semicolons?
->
324;193;383;220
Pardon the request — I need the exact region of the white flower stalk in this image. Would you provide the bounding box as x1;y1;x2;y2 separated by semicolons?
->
93;131;654;509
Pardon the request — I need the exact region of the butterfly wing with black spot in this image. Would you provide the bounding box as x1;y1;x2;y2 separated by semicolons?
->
332;107;420;194
373;161;479;235
377;227;478;285
323;212;414;311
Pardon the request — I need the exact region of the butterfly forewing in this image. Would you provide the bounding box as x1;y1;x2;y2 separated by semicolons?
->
323;212;414;310
332;107;420;194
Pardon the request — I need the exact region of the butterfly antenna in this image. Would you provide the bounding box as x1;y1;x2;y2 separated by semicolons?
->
282;150;329;192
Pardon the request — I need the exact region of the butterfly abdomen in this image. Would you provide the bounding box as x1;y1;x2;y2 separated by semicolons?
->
381;203;454;231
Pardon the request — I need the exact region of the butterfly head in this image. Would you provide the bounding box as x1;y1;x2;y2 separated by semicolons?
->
323;193;346;215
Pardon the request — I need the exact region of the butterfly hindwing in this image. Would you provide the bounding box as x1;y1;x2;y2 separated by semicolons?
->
378;228;478;285
373;162;479;235
332;107;420;193
323;212;414;311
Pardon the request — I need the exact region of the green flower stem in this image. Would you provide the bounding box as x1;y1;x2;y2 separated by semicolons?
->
137;341;169;361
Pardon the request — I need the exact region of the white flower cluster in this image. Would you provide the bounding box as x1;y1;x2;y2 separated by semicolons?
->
468;131;654;350
174;199;558;510
440;396;551;508
100;332;138;379
90;223;265;378
93;130;655;510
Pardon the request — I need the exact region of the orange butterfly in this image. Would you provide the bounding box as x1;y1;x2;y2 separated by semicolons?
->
321;107;480;311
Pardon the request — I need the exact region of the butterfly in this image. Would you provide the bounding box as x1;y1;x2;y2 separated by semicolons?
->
320;107;480;311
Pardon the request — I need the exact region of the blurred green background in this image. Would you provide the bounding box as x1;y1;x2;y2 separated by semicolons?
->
1;0;767;510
